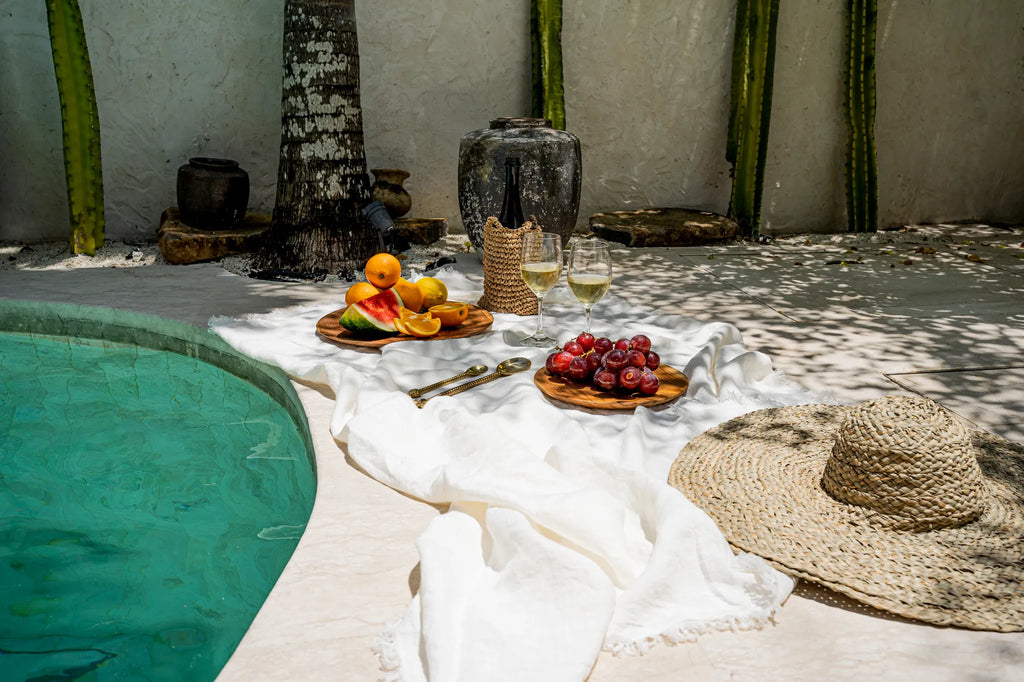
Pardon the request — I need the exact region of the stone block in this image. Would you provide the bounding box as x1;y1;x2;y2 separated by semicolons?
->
589;208;741;247
158;207;270;264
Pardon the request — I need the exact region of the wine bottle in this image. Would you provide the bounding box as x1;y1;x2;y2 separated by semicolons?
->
498;156;525;229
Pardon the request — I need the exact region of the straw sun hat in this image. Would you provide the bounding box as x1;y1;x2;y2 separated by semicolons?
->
669;394;1024;632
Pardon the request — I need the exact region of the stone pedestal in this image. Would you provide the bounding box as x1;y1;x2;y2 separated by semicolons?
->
158;207;270;264
589;208;741;247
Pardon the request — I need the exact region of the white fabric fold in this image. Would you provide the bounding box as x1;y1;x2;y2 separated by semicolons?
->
210;269;819;682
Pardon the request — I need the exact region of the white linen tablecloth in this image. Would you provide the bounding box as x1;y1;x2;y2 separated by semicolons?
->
211;268;819;682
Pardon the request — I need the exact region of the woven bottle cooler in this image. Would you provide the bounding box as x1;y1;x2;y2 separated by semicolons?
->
479;217;540;315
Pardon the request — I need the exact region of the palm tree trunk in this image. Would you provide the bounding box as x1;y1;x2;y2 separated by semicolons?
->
253;0;376;278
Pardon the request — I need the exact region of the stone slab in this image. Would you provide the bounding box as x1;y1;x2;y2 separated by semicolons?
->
393;217;448;248
589;208;741;247
158;207;271;265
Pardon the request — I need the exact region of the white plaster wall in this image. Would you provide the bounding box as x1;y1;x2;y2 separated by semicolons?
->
764;0;1024;233
563;0;736;217
1;0;1022;243
761;0;848;234
357;0;531;229
0;0;284;243
874;0;1024;228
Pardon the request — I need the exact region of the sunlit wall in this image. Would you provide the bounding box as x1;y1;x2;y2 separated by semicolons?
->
1;0;1021;242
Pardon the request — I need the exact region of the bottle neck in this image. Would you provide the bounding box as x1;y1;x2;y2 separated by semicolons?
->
499;158;525;229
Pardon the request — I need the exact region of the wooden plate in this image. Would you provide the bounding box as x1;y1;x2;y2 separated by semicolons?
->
316;304;494;349
534;364;688;410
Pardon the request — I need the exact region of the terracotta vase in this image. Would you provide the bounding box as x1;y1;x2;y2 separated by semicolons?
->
458;117;581;250
176;157;249;230
370;168;412;218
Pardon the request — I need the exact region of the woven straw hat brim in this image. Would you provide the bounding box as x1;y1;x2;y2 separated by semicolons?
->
668;403;1024;632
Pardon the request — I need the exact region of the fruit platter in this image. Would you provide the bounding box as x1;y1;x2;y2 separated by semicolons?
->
534;332;689;410
316;252;494;348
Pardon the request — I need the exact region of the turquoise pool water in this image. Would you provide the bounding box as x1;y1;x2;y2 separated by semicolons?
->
0;303;316;681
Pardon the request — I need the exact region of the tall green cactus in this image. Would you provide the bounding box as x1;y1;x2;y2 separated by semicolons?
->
46;0;104;255
726;0;780;239
530;0;566;130
844;0;878;233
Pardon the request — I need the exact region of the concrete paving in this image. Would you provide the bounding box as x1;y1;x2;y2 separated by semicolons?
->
1;222;1022;681
607;224;1024;442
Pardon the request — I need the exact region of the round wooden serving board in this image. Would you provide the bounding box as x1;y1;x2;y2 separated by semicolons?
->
534;364;689;410
316;304;494;349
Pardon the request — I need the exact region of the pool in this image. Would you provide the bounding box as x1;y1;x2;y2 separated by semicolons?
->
0;301;316;681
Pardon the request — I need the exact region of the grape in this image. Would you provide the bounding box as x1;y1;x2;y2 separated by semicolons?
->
576;332;595;352
566;355;590;382
563;340;585;356
593;368;617;390
626;349;646;368
557;333;664;397
638;371;660;395
546;350;573;375
602;349;628;370
628;334;652;354
619;366;642;390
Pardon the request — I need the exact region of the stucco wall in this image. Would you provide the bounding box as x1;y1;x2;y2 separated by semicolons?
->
1;0;1021;243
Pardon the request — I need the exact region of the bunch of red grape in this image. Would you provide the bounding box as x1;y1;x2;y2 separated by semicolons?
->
545;332;661;395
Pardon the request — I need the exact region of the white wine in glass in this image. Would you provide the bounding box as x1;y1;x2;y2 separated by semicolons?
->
521;262;561;293
567;239;612;333
519;232;563;347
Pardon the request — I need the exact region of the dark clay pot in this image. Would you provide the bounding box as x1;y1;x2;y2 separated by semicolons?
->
458;117;581;250
176;157;250;230
370;168;412;218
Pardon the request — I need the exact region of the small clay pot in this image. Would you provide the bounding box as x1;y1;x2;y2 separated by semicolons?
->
176;157;250;230
370;168;412;218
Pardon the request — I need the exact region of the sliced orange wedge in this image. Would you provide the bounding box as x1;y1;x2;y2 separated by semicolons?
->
428;302;469;328
402;315;442;338
393;317;410;335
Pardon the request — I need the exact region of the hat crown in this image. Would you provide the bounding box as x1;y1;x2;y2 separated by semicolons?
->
821;395;987;531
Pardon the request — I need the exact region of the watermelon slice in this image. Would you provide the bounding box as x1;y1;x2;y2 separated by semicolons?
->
339;288;404;335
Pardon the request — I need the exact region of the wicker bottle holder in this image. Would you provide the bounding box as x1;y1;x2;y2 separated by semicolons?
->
479;217;541;315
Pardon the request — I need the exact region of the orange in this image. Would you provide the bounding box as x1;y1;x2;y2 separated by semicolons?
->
395;308;440;337
428;302;469;328
398;309;432;324
364;252;402;289
392;278;425;312
401;315;442;338
416;277;448;309
344;281;380;306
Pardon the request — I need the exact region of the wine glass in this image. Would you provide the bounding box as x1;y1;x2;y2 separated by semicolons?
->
567;239;612;334
518;231;563;347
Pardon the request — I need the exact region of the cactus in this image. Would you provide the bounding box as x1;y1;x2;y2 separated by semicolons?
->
726;0;780;239
530;0;566;130
45;0;104;255
844;0;878;233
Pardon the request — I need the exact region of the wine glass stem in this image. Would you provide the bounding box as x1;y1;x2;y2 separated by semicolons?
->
584;305;593;333
535;295;546;338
